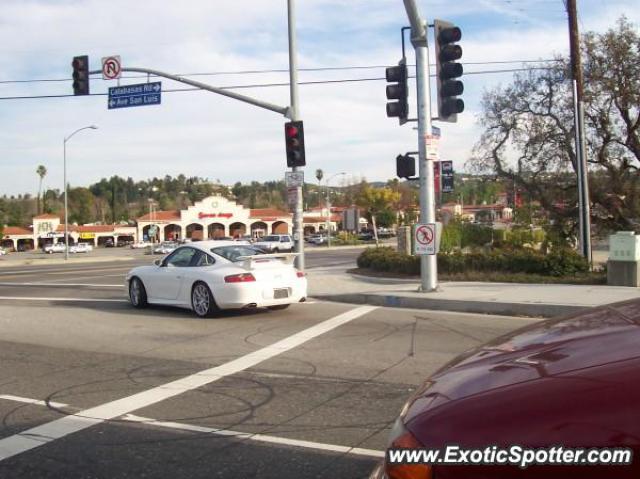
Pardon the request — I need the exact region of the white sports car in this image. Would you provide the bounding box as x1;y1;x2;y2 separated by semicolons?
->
125;240;308;317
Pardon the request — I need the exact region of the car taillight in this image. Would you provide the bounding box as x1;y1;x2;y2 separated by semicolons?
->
384;419;432;479
224;273;256;283
296;271;305;278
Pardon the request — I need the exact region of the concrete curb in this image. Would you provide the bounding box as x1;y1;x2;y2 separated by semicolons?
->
312;292;587;318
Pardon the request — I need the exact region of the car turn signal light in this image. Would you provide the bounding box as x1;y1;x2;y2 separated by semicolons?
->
385;420;432;479
224;273;256;283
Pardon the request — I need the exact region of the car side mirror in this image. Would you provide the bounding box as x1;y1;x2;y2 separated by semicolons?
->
154;259;163;267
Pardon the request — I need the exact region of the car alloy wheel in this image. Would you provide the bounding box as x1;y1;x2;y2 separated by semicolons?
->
129;277;148;308
191;282;216;318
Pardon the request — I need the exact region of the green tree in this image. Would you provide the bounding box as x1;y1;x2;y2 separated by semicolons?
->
471;17;640;237
36;165;47;214
356;185;401;244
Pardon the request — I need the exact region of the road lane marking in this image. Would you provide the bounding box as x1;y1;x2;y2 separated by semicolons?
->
123;414;384;458
0;296;126;303
0;395;68;409
0;305;377;461
0;282;123;288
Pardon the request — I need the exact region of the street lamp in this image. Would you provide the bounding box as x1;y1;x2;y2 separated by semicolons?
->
63;125;98;260
324;172;347;248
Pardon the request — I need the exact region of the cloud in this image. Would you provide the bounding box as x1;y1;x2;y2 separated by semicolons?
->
0;0;637;196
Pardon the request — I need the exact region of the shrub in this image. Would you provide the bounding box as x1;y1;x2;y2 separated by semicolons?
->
358;246;589;277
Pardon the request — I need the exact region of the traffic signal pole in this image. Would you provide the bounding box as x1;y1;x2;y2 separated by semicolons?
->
287;0;305;271
402;0;438;292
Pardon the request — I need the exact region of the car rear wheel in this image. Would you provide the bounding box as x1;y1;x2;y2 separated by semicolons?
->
191;282;218;318
129;277;148;308
268;304;290;311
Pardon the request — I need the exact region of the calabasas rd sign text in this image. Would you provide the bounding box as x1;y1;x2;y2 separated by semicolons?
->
108;82;162;110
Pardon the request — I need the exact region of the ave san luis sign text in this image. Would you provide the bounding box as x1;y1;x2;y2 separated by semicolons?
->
108;82;162;110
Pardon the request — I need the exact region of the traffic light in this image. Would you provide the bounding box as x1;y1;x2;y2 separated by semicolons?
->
72;55;90;96
434;20;464;122
396;154;416;179
385;59;408;125
284;121;306;167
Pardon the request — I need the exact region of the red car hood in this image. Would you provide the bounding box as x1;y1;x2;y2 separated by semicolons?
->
403;299;640;425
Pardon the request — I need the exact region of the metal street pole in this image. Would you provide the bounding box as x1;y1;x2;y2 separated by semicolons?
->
63;125;98;260
567;0;592;263
287;0;305;270
402;0;437;292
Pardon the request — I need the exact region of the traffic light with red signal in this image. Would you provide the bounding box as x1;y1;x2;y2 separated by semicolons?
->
284;121;306;167
72;55;90;96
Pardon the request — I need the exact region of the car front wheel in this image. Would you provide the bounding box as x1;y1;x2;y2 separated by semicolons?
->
129;277;148;308
191;282;218;318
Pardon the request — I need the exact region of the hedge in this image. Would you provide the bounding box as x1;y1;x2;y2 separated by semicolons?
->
357;246;589;277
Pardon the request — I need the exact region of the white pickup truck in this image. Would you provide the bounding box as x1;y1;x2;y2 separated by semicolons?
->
253;234;294;253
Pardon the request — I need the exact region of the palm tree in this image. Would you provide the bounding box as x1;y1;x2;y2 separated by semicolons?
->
36;165;47;214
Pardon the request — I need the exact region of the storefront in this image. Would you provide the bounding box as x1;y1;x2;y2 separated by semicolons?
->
136;195;292;242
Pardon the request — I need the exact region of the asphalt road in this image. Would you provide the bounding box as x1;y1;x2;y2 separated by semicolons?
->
0;249;538;478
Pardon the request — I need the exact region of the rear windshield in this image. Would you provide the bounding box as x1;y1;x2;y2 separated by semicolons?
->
261;235;279;242
211;246;264;262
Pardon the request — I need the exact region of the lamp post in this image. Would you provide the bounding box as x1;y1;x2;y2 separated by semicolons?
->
325;172;347;248
63;125;98;260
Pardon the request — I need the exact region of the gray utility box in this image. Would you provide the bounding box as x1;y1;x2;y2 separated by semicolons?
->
397;226;412;255
607;231;640;287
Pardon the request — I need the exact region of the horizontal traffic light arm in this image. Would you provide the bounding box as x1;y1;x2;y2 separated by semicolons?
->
90;66;290;118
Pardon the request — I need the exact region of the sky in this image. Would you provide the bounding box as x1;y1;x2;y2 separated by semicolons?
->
0;0;638;197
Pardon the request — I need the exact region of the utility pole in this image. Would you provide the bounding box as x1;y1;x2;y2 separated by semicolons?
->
567;0;592;263
402;0;437;292
287;0;304;270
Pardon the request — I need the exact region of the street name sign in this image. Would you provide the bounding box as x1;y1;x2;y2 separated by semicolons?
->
285;171;304;188
108;82;162;110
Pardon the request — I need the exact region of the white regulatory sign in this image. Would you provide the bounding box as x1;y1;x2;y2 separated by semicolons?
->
414;223;436;255
285;171;304;187
102;56;122;80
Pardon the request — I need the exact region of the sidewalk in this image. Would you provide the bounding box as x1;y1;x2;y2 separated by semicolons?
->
306;268;640;318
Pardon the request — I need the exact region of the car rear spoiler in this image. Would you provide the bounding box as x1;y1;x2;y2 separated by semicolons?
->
236;253;299;270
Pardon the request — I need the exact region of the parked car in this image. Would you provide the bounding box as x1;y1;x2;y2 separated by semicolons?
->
43;243;67;254
125;240;307;318
358;231;375;241
69;243;92;253
0;248;7;256
104;238;115;247
130;241;152;249
153;241;178;255
308;234;327;245
369;298;640;479
253;234;293;253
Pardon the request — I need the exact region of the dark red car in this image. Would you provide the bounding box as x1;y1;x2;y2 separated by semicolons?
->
370;298;640;479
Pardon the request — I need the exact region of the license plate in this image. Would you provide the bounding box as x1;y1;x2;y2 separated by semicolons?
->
273;288;289;299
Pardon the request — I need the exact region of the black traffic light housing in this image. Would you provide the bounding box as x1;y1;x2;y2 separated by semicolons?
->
385;59;408;125
434;20;464;123
72;55;90;96
396;154;416;179
284;121;306;167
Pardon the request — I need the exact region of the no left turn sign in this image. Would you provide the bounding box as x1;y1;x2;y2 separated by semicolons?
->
102;56;122;80
414;223;436;255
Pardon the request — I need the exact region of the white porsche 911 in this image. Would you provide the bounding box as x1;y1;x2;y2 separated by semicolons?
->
125;240;307;317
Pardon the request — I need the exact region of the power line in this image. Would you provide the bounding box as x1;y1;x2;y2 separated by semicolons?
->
0;66;557;101
0;59;563;85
